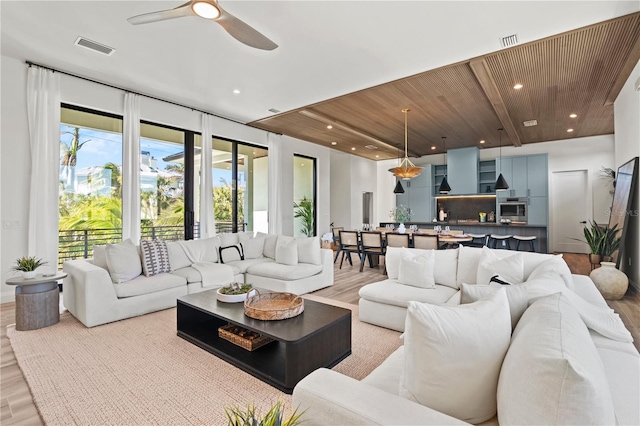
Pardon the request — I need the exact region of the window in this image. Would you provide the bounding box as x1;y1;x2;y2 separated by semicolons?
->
293;155;316;237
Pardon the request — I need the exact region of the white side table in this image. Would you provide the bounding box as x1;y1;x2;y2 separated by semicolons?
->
5;272;67;331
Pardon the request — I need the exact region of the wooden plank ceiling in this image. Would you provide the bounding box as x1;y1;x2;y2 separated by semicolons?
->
249;12;640;161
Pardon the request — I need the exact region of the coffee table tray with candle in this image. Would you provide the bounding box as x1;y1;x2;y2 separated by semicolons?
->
177;289;351;393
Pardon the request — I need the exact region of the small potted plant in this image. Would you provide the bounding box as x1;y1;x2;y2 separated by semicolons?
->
12;256;48;279
389;205;412;233
216;283;255;303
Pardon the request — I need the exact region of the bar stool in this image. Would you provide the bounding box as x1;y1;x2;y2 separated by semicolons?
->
513;235;537;252
466;233;487;247
489;234;512;249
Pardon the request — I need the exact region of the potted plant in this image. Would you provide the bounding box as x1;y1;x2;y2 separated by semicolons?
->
225;401;304;426
581;221;605;266
293;197;314;237
600;223;622;262
12;256;48;279
389;205;412;233
216;283;255;303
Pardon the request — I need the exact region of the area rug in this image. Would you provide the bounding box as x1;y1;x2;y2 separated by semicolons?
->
7;295;401;425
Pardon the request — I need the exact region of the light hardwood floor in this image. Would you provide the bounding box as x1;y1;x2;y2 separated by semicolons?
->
1;252;639;425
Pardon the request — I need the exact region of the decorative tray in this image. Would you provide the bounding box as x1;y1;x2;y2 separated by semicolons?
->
244;291;304;321
218;324;274;351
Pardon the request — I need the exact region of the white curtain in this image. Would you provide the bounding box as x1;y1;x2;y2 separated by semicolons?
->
267;133;283;235
200;113;216;238
26;66;61;266
122;93;141;243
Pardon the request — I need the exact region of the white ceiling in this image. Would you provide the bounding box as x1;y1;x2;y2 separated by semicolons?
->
2;1;639;124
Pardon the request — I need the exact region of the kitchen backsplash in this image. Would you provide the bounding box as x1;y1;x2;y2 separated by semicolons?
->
437;197;497;222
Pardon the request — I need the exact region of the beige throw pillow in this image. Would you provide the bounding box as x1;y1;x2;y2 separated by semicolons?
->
397;248;435;289
460;283;528;330
105;239;142;284
296;236;321;265
476;247;524;285
275;236;298;265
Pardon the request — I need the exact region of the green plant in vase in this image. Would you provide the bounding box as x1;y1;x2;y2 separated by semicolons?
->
389;204;412;233
11;256;48;279
600;223;622;262
581;221;605;265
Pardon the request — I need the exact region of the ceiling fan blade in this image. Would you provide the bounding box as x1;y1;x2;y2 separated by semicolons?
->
127;2;194;25
215;5;278;51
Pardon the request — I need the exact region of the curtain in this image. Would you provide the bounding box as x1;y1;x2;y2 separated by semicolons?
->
267;133;282;235
26;66;61;267
122;93;141;243
200;113;215;238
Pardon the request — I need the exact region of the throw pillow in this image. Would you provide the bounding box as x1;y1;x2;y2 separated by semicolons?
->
219;244;243;263
219;232;239;247
460;283;528;330
275;236;298;266
527;255;574;288
92;245;109;271
177;237;219;263
397;247;435;289
497;292;616;425
456;245;483;285
476;247;524;286
400;289;511;424
238;232;254;243
257;232;278;259
433;248;459;289
140;240;171;277
296;236;322;265
105;239;142;284
241;236;265;259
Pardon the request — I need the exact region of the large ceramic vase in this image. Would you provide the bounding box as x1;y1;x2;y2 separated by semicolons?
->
590;262;628;300
397;223;406;234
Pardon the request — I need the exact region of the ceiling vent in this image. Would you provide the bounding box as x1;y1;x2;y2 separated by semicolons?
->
74;37;115;56
365;145;378;150
523;119;538;127
500;34;519;48
267;108;280;114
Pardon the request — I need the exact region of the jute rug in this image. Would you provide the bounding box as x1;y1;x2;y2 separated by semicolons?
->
7;295;401;425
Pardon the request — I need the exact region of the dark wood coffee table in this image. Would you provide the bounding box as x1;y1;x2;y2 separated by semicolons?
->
176;290;352;393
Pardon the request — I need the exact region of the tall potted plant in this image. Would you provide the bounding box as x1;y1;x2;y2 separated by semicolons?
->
600;223;621;262
582;221;605;265
293;197;314;237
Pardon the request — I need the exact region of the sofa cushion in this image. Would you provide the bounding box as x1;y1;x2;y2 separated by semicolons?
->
92;245;109;271
397;248;435;289
497;292;616;425
460;283;528;330
400;290;511;424
113;272;186;298
276;236;298;265
257;232;279;259
297;236;321;265
527;255;574;287
219;244;243;263
358;280;458;308
219;233;239;246
166;241;191;271
456;245;482;285
242;236;265;259
176;237;219;263
140;240;171;277
238;232;254;243
226;258;273;274
477;247;524;285
386;247;458;289
171;263;240;284
105;239;142;284
246;262;322;281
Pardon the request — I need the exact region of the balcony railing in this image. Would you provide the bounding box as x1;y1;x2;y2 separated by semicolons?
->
58;222;245;268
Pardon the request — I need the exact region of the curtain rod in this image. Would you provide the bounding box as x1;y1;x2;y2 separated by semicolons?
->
26;60;247;126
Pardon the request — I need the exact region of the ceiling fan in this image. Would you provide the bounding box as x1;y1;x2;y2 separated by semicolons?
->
127;0;278;51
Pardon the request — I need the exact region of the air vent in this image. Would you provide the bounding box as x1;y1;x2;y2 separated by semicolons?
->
267;108;280;114
523;119;538;127
364;145;378;150
74;37;115;56
500;34;519;48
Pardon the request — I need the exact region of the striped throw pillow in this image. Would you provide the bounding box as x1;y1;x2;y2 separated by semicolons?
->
140;240;170;277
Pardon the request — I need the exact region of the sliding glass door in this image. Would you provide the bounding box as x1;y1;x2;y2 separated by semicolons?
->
293;154;316;237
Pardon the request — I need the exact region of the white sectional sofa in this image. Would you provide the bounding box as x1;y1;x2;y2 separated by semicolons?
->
293;246;640;425
63;232;333;327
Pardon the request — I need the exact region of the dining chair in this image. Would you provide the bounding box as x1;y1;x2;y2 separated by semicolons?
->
331;227;344;263
386;233;411;248
412;234;439;250
359;231;386;272
337;230;361;269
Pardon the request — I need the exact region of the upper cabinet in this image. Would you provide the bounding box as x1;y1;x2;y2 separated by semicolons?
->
496;154;548;199
396;164;433;222
447;147;479;195
478;160;496;194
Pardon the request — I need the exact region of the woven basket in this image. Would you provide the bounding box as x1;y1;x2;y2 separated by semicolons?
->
218;324;274;351
244;290;304;321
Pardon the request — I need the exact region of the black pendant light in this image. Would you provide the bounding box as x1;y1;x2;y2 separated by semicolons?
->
394;180;405;194
495;128;510;191
439;137;452;194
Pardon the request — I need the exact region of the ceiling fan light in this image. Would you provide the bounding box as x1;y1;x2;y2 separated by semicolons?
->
192;1;221;19
495;173;510;191
393;181;405;194
439;176;451;194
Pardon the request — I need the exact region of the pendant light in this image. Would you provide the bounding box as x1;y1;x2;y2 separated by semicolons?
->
388;109;424;180
392;143;405;193
439;137;451;194
495;128;510;191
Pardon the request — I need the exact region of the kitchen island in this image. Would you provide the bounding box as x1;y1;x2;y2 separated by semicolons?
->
379;221;548;253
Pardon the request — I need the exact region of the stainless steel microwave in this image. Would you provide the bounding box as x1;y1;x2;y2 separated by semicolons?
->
499;201;527;223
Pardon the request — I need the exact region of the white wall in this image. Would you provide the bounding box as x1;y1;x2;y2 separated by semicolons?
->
330;151;352;229
0;56;331;302
614;59;640;290
349;155;377;228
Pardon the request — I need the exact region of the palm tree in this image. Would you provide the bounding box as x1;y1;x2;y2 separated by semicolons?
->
294;197;314;236
102;162;122;198
60;127;92;192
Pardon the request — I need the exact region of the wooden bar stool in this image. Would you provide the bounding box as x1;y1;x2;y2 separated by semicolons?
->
513;235;537;252
489;234;512;249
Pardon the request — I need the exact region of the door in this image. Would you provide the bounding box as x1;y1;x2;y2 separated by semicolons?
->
552;170;589;253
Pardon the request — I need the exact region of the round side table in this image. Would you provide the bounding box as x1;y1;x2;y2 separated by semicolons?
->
5;272;67;331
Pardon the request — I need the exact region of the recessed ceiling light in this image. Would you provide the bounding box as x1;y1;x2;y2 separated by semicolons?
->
375;155;379;158
351;147;356;151
301;163;305;166
569;113;578;118
327;125;333;129
233;89;240;94
513;83;523;90
480;140;485;144
567;128;574;133
431;146;436;150
331;141;337;145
